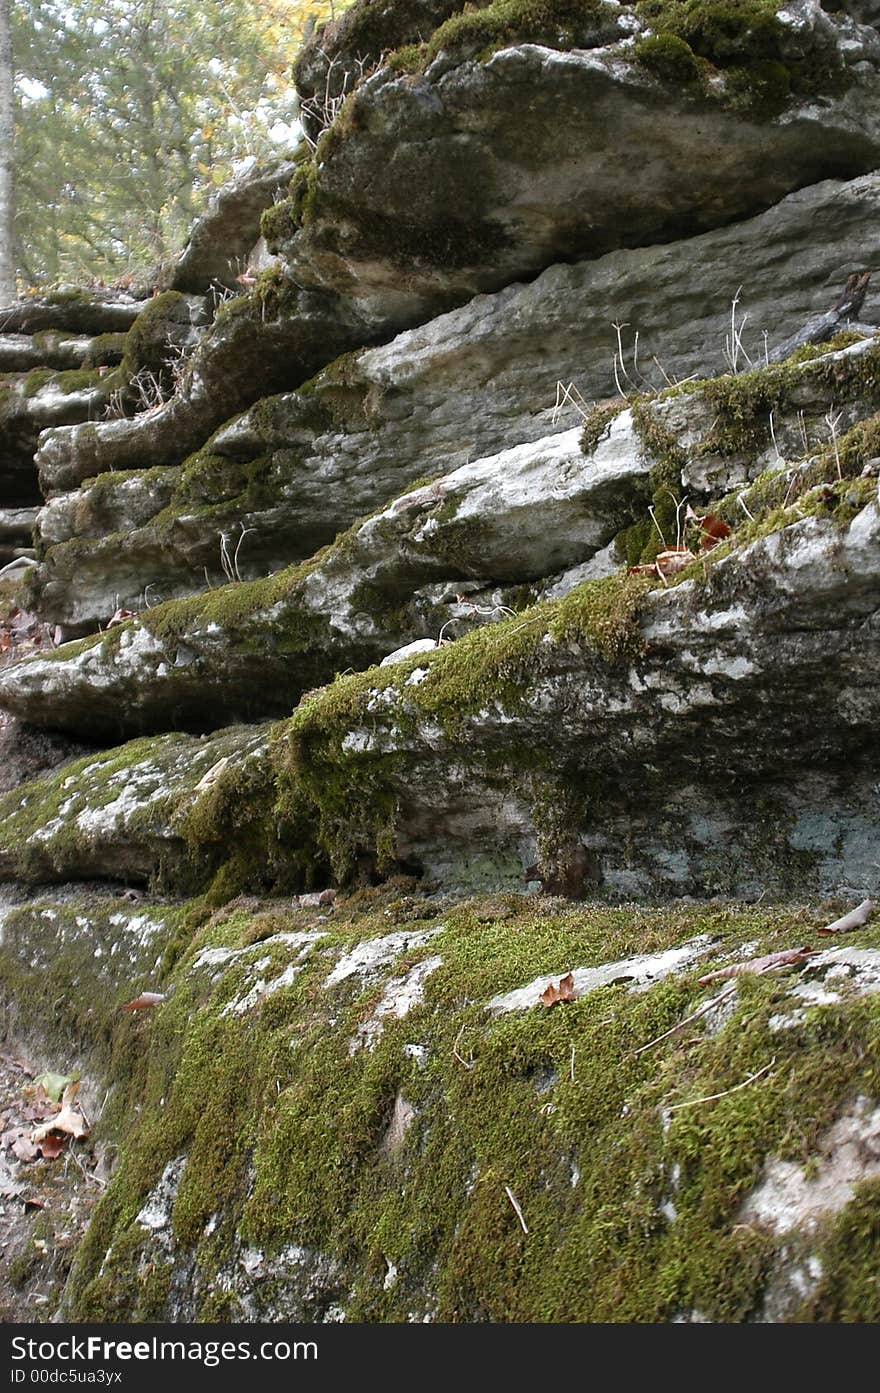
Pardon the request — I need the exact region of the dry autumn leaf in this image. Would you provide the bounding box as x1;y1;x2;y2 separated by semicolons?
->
629;548;696;583
817;898;875;936
120;991;166;1012
696;512;733;549
539;972;579;1008
38;1133;67;1160
11;1133;39;1163
30;1082;88;1145
106;607;135;628
698;946;815;985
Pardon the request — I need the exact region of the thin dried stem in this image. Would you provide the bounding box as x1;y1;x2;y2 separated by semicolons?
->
669;1057;776;1111
504;1184;529;1235
632;983;736;1056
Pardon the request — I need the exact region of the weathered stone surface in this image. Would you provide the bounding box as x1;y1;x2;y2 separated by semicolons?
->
165;157;296;294
0;717;91;796
0;507;37;566
3;494;877;897
0;333;120;373
665;335;880;494
34;282;379;495
269;498;880;898
281;7;880;323
0;290;147;335
6;0;880;1333
0;888;874;1322
0;372;116;506
293;0;462;135
14;322;880;708
28;173;880;627
0;724;271;886
0;291;210;508
0;418;652;729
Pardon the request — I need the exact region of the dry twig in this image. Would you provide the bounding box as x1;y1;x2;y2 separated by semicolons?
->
504;1184;529;1235
452;1025;473;1071
632;982;737;1056
669;1058;776;1111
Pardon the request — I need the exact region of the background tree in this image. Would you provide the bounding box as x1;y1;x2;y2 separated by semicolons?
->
10;0;341;288
0;0;14;302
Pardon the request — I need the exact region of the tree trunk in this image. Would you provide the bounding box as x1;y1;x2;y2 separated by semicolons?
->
0;0;15;303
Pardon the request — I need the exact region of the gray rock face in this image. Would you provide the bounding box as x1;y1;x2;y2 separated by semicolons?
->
27;173;880;629
0;723;272;885
282;11;880;323
286;500;880;898
0;290;206;508
1;499;877;900
0;374;115;507
34;283;378;496
0;291;147;335
0;507;38;566
8;321;880;731
0;418;649;732
165;158;296;294
0;333;117;373
293;0;462;136
5;0;880;1331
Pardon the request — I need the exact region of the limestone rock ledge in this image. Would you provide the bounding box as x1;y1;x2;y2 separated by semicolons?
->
26;173;880;630
4;888;880;1321
1;497;877;900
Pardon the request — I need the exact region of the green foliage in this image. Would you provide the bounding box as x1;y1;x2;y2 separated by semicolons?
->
10;0;341;285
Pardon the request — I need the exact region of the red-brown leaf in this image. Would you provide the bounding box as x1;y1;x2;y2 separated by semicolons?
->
38;1133;66;1160
120;991;165;1012
698;946;815;985
697;513;733;550
539;972;579;1008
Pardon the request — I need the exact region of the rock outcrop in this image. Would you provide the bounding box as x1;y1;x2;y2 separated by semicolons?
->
163;158;295;295
24;173;880;632
2;0;880;1325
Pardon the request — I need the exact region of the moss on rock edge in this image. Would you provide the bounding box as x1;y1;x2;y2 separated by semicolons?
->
48;891;880;1321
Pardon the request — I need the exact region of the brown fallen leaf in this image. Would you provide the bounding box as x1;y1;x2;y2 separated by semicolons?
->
629;547;696;582
120;990;166;1012
11;1134;39;1163
37;1133;66;1160
31;1082;88;1145
817;898;875;936
106;607;135;628
696;512;733;550
22;1090;59;1122
698;946;815;985
539;972;579;1008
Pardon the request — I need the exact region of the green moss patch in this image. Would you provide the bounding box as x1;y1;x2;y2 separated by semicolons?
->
425;0;606;64
612;339;880;563
60;893;880;1321
634;0;849;114
275;572;651;880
